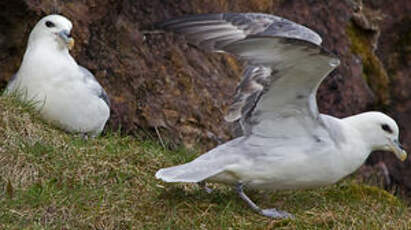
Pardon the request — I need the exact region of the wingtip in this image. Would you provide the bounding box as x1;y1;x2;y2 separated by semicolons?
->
154;17;180;29
313;33;323;46
154;20;168;29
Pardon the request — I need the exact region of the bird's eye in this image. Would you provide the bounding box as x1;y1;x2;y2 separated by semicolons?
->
381;124;393;134
45;21;55;28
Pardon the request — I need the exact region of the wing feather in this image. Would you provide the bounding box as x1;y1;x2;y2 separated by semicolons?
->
225;65;272;123
157;13;321;51
79;66;111;107
222;37;339;136
159;13;339;136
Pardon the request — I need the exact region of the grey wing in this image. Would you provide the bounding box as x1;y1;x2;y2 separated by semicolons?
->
99;88;110;107
159;13;336;136
224;65;272;123
157;13;322;51
223;37;340;137
79;66;111;107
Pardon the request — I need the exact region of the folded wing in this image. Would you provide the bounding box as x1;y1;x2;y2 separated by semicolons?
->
79;66;111;107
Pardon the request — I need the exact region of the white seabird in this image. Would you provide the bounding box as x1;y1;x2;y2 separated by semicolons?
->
4;15;110;137
155;13;407;218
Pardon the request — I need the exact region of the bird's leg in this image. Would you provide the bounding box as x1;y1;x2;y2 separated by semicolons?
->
198;181;213;193
235;183;294;219
80;133;89;141
235;183;262;212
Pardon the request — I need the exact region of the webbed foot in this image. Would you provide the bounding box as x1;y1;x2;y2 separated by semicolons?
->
235;183;294;219
260;208;294;219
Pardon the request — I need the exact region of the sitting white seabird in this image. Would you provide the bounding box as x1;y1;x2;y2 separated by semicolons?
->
4;15;110;137
155;13;407;218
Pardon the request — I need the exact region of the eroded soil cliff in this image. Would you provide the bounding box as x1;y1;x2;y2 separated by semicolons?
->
0;0;410;196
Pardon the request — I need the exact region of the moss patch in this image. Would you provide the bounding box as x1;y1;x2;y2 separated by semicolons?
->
346;23;391;107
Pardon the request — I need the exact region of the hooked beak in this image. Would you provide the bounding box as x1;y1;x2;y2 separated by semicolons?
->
390;139;407;161
58;30;75;50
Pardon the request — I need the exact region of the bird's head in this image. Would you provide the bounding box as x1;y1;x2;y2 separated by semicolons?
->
28;14;74;51
346;112;407;161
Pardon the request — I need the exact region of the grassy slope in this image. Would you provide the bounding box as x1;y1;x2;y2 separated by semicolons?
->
0;95;410;230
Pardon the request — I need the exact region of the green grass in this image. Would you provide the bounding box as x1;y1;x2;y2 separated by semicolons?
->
0;95;410;229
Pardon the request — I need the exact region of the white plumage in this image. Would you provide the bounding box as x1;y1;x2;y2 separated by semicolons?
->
5;15;110;137
155;13;407;218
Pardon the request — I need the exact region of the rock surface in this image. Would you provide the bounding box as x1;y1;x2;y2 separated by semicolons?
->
0;0;409;195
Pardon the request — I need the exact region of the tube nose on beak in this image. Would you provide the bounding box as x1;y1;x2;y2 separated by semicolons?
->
58;30;75;50
392;140;407;161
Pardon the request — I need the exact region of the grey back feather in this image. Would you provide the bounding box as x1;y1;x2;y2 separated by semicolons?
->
79;66;110;107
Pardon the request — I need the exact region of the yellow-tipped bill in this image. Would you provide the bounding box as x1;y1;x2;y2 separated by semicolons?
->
67;38;75;50
396;149;407;162
392;140;407;161
58;30;74;50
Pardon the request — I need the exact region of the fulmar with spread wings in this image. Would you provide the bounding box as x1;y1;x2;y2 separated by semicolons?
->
155;13;407;218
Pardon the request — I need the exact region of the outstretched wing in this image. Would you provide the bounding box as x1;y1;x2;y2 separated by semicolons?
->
157;13;322;51
223;37;339;136
159;13;339;136
79;66;111;107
